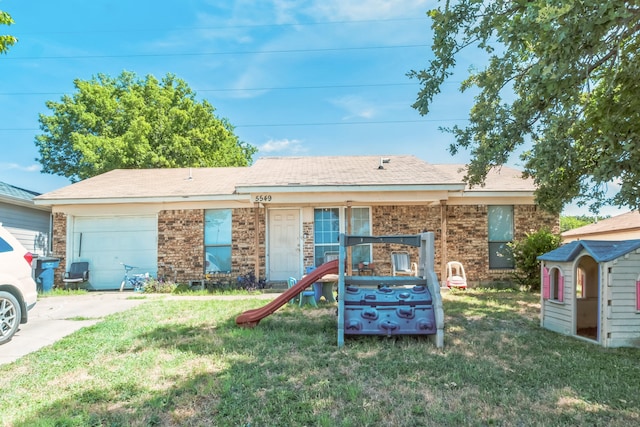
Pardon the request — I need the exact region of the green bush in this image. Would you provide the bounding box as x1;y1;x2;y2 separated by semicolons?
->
173;283;192;293
509;228;561;291
143;278;178;294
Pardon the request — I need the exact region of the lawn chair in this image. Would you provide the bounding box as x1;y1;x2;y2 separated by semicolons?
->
446;261;467;289
63;261;89;290
324;251;339;263
391;251;418;276
288;277;317;308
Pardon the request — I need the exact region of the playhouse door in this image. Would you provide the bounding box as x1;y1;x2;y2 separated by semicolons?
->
575;255;599;341
268;209;301;281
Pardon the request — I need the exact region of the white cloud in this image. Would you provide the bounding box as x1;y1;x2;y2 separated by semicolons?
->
330;95;376;120
2;163;41;172
258;138;306;154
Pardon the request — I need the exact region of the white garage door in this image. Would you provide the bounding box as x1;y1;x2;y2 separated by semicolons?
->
69;216;157;290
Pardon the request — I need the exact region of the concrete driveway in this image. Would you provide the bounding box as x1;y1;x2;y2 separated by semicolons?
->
1;291;279;366
1;292;152;366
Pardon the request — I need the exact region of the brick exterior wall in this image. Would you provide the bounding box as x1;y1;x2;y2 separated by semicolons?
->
369;204;558;285
157;209;205;283
445;204;558;284
231;207;266;279
52;212;67;288
157;207;266;283
302;221;314;267
371;205;442;276
446;205;490;283
514;205;559;238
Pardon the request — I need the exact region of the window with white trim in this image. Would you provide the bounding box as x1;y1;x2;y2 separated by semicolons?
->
312;207;371;267
313;208;339;266
204;209;232;273
349;207;372;269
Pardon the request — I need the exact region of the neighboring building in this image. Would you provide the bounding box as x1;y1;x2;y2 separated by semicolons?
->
562;211;640;242
0;181;52;256
34;155;558;290
538;240;640;348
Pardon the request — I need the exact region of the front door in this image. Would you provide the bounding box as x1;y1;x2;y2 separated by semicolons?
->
268;209;300;281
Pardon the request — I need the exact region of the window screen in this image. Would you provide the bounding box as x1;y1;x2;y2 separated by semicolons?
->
488;206;514;269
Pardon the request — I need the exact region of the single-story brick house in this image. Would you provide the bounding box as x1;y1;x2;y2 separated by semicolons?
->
0;181;52;256
34;155;558;290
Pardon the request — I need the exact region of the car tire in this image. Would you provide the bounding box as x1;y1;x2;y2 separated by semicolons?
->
0;291;21;345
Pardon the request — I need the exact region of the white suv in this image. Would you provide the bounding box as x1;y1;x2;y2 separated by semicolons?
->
0;224;38;345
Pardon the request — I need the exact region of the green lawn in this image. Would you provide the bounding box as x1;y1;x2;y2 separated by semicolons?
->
1;290;639;426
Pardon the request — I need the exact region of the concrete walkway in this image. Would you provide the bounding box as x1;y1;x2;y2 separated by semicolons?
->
1;291;277;366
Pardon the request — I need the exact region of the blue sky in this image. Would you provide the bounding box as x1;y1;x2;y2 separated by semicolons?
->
0;0;624;216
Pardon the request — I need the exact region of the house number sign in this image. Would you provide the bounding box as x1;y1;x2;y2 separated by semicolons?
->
254;195;272;202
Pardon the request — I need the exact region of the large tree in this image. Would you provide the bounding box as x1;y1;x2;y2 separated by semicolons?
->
36;71;256;182
0;10;17;54
410;1;640;214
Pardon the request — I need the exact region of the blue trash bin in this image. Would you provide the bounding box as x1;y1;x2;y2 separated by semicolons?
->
36;258;60;292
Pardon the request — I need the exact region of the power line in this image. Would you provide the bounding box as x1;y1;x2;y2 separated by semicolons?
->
6;44;430;60
234;119;467;128
19;17;429;36
0;118;468;132
0;82;427;96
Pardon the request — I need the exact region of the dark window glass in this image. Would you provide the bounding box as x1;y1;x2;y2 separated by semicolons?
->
488;206;514;269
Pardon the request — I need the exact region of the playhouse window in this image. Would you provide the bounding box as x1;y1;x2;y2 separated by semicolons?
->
543;266;564;302
550;267;564;302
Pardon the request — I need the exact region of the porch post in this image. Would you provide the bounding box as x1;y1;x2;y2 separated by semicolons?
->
254;202;261;279
440;200;447;284
346;201;352;275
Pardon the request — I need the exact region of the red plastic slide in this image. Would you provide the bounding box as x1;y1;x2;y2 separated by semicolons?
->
235;259;339;327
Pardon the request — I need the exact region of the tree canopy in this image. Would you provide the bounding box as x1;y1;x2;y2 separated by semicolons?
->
410;1;640;214
0;10;17;54
36;71;257;182
559;215;598;233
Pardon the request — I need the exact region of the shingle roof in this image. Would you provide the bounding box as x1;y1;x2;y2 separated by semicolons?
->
239;155;461;187
538;239;640;263
36;168;249;200
35;155;535;201
0;181;41;202
432;164;536;191
562;211;640;238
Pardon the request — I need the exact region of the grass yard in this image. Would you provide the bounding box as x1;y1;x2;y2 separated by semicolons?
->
1;289;639;426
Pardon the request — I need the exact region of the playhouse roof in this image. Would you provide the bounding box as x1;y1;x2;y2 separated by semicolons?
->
538;239;640;263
